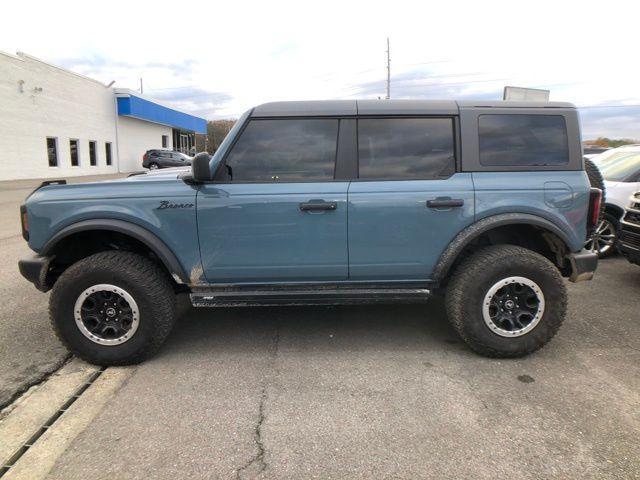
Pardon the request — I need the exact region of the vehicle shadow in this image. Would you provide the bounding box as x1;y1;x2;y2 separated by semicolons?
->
159;297;468;358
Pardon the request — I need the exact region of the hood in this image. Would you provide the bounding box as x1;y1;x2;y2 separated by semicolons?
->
118;167;192;183
26;167;194;204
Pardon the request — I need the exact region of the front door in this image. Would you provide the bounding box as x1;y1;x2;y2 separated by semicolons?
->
197;117;349;283
347;117;475;280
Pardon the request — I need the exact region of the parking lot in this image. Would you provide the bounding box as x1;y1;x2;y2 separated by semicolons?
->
0;177;639;479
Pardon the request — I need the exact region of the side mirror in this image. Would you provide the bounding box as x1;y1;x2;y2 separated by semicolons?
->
191;152;213;182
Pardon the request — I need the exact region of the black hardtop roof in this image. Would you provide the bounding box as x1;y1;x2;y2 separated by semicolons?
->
251;99;576;117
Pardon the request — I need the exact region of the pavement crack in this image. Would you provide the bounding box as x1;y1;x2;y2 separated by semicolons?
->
0;353;72;414
235;325;280;480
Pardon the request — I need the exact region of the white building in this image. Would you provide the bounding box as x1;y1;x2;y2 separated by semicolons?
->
0;51;206;181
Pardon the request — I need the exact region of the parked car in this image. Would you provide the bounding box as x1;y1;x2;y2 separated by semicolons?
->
586;145;640;256
583;145;609;160
18;100;600;365
142;149;192;169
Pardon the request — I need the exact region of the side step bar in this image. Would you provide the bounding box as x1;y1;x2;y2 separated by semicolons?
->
190;286;432;307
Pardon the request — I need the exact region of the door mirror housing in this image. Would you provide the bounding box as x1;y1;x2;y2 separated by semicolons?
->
191;152;213;182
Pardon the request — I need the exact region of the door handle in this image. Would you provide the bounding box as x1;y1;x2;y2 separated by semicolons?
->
299;201;338;212
426;198;464;208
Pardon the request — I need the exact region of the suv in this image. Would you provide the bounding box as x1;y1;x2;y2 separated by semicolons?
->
18;100;600;365
142;149;192;169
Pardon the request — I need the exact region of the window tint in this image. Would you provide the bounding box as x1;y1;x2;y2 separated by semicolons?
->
105;142;112;166
70;139;79;166
358;118;455;180
89;141;97;166
224;119;338;182
479;114;569;166
46;137;58;167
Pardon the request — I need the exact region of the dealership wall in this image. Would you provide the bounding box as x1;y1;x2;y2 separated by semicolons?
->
0;51;206;181
0;51;119;180
117;116;173;172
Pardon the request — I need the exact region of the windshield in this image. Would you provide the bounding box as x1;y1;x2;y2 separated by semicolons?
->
596;152;640;182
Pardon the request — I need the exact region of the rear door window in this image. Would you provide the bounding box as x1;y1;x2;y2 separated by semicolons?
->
478;114;569;166
357;118;455;180
224;119;339;182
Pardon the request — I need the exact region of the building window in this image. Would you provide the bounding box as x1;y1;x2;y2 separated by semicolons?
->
89;141;97;166
70;139;79;166
162;135;168;148
105;142;112;166
46;137;58;167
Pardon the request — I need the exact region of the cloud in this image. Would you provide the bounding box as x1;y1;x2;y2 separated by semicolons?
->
146;87;234;119
579;106;640;140
3;0;639;132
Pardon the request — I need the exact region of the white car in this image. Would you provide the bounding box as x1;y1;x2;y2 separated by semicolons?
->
588;145;640;256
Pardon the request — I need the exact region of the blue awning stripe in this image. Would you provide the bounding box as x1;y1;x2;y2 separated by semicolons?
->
117;96;207;134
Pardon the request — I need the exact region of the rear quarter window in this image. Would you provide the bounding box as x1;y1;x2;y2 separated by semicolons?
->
478;114;569;167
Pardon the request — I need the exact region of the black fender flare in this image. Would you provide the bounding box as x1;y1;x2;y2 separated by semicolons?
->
432;213;573;282
41;219;189;284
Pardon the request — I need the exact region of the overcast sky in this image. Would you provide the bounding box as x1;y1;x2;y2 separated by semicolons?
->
2;0;638;139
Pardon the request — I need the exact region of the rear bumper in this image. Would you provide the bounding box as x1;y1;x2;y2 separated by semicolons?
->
567;249;598;282
18;254;53;292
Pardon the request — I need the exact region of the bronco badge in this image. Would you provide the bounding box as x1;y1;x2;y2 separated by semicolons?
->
156;200;194;210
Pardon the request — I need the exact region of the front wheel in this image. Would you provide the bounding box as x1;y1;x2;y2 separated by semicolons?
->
445;245;567;358
50;251;177;365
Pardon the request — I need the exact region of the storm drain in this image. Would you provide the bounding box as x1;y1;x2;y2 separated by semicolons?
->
0;367;106;477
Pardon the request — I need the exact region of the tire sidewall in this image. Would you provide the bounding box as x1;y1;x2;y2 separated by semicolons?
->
51;259;170;364
459;255;565;355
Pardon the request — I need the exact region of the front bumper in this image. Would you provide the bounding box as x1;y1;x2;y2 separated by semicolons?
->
567;249;598;282
18;254;53;292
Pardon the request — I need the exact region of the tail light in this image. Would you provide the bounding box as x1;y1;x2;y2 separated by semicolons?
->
20;205;29;241
587;188;602;237
143;153;148;161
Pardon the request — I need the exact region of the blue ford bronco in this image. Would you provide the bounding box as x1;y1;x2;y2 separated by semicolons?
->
18;100;602;365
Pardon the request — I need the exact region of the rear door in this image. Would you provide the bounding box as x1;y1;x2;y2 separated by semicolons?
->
348;117;475;280
197;117;350;283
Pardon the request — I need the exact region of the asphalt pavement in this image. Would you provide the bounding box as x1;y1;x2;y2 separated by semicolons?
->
0;175;638;479
0;175;125;408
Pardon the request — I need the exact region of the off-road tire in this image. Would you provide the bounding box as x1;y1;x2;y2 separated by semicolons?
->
445;245;567;358
50;251;176;365
585;158;606;224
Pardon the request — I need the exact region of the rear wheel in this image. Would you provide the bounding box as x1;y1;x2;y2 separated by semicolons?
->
148;162;159;170
585;212;619;258
445;245;567;358
50;251;176;365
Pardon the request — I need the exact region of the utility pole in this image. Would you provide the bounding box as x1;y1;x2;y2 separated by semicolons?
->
139;77;144;94
385;37;391;99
